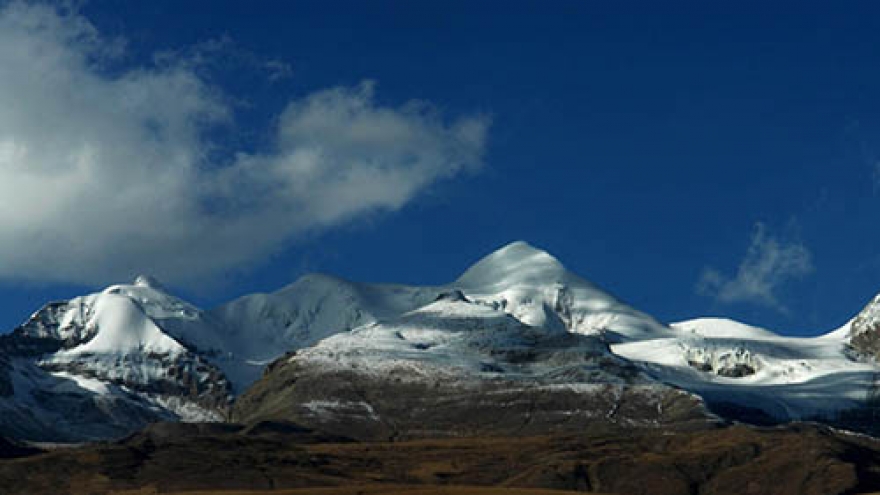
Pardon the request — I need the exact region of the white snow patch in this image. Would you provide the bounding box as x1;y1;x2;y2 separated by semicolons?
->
56;293;184;357
49;371;110;395
302;400;380;421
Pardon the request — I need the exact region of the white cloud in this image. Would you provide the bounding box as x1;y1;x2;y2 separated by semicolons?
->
0;2;490;286
697;223;813;313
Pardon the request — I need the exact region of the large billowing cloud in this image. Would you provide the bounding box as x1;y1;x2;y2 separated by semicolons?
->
0;2;489;286
697;223;813;313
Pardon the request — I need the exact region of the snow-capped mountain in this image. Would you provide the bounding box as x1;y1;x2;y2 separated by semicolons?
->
235;242;880;437
0;276;231;441
0;269;442;441
4;240;880;442
453;241;672;341
232;243;711;438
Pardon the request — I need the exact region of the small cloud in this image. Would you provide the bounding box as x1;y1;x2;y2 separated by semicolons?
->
697;223;813;313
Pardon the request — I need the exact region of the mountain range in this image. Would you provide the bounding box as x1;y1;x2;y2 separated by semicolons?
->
2;241;880;443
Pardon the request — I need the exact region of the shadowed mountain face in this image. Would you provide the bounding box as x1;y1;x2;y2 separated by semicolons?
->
3;421;880;495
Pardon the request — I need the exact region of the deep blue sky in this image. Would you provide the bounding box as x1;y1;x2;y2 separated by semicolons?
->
3;1;880;336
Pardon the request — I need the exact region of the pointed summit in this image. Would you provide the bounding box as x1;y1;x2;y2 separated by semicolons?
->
452;240;669;340
455;241;566;288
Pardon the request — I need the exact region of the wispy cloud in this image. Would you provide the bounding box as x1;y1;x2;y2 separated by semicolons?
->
697;223;813;313
0;2;490;287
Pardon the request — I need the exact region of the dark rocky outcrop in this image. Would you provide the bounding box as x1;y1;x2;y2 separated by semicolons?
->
716;363;756;378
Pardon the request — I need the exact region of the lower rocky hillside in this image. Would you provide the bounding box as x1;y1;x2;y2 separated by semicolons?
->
3;421;880;495
232;297;712;439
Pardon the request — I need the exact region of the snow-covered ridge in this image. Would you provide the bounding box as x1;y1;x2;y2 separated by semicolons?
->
294;290;643;386
612;312;878;420
206;241;671;389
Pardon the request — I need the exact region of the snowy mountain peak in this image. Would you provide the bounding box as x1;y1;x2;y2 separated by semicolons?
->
448;241;670;340
456;241;566;288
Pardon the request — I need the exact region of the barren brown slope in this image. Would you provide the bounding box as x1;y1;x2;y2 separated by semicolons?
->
122;487;596;495
3;421;880;495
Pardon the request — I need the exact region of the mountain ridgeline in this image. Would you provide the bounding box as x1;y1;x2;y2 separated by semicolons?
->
2;241;880;443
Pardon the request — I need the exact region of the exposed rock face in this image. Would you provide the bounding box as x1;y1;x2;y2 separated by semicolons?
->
13;300;95;349
685;347;758;378
38;351;232;413
850;294;880;358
